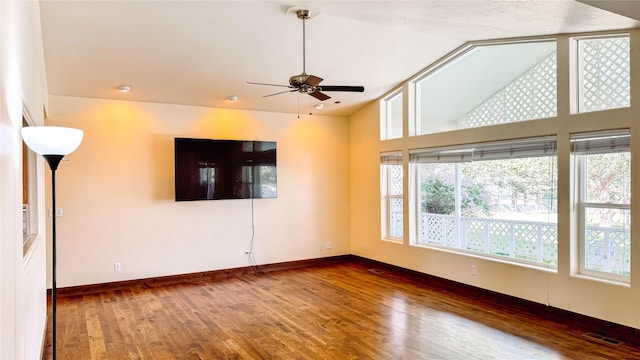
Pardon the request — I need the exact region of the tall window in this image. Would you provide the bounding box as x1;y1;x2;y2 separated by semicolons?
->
411;137;557;267
381;152;403;241
572;130;630;281
413;40;556;135
380;90;403;140
575;35;630;113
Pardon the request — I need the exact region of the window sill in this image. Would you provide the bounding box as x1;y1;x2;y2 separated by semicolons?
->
570;273;630;288
410;242;558;273
382;238;403;244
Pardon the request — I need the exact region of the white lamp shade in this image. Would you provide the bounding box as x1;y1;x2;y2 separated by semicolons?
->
21;126;84;156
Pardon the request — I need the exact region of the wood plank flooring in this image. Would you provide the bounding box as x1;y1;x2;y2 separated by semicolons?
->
43;260;640;359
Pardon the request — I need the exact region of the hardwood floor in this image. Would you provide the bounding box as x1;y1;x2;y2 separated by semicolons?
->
44;259;640;359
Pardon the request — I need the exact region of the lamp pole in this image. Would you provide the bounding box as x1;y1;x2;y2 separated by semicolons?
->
43;155;63;360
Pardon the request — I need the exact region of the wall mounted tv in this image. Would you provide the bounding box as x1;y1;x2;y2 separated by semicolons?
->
174;138;277;201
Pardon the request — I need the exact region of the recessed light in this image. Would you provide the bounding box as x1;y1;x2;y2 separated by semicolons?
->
227;95;239;102
116;85;131;93
314;103;324;109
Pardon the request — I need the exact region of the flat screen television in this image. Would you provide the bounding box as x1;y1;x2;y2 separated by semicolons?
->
174;138;277;201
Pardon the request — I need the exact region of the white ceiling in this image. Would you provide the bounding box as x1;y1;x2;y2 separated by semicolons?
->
39;0;640;117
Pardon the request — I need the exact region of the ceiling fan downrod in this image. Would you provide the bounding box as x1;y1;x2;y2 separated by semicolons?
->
297;9;310;77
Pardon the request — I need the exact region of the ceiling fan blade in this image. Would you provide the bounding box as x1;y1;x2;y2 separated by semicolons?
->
263;89;297;98
309;90;331;101
248;81;292;88
304;75;323;87
319;85;365;92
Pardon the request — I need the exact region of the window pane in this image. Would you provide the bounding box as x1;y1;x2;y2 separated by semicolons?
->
389;164;403;196
417;163;458;247
414;41;556;135
22;118;39;256
577;36;630;113
390;197;403;238
381;91;403;140
381;156;403;241
585;207;630;276
573;129;630;280
585;152;630;204
415;156;557;266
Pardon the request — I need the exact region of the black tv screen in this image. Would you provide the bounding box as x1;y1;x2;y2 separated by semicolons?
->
174;138;277;201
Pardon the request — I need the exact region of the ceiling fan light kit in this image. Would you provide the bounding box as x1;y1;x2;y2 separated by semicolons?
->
248;9;364;104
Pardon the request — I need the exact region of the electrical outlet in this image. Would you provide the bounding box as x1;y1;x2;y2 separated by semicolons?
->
244;250;251;258
48;208;64;217
325;242;332;249
471;265;477;276
114;262;121;272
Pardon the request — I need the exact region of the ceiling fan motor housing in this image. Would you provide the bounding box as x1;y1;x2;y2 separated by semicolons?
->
289;74;308;87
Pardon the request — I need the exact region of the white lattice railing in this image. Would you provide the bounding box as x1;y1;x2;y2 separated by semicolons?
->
461;52;557;128
585;225;630;275
418;213;630;275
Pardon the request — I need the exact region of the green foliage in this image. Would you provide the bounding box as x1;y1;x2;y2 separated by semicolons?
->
461;183;491;217
422;178;455;214
422;178;491;216
419;156;557;218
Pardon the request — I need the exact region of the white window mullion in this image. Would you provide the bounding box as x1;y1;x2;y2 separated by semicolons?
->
576;155;587;275
455;163;462;245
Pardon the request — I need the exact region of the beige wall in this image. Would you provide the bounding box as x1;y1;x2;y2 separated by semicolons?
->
349;30;640;329
0;1;49;359
45;96;350;287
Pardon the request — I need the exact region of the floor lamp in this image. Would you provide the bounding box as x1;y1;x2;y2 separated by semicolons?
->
21;126;83;360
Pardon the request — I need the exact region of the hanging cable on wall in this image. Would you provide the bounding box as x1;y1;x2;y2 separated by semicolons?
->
245;165;264;274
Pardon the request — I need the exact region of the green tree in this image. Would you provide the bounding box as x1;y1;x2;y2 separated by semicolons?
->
421;176;491;217
462;157;556;214
461;182;491;217
422;178;455;214
585;152;630;227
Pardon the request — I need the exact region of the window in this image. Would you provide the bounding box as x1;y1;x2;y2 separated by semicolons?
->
410;137;557;267
22;116;39;257
381;152;403;241
572;130;630;281
575;35;630;113
380;90;403;140
413;40;557;135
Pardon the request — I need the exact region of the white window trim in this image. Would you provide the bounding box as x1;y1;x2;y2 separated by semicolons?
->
381;152;403;242
409;38;557;136
21;105;41;262
574;151;630;283
380;89;403;141
385;193;403;243
409;136;558;269
571;33;630;114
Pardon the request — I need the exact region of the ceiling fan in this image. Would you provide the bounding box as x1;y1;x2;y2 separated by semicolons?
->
248;9;365;102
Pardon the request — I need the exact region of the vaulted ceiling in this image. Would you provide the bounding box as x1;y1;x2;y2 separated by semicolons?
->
39;1;640;117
